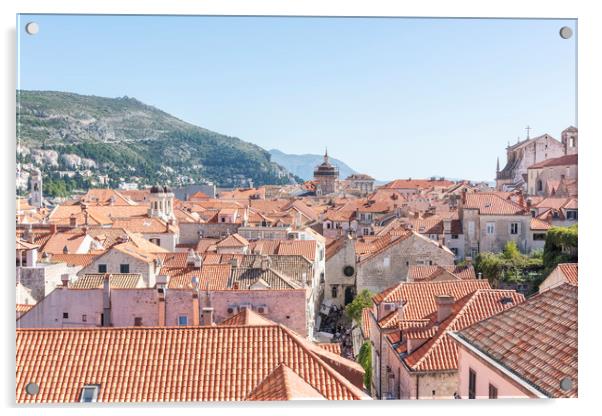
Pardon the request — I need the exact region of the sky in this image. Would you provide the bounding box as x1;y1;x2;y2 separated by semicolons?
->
17;15;577;182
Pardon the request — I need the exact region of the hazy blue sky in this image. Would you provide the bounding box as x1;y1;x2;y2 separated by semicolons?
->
17;15;576;181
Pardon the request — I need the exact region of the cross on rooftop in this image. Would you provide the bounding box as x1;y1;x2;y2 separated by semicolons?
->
525;125;532;139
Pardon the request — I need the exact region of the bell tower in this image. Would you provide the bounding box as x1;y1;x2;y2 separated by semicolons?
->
29;169;43;208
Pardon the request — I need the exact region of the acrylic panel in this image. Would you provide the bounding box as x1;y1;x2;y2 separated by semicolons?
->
16;14;577;403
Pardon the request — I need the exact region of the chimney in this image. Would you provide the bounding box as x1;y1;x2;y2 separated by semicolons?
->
186;249;196;267
192;292;200;326
158;287;166;326
24;224;34;243
102;274;112;326
61;273;70;287
260;255;270;271
461;189;467;205
443;219;452;235
69;213;77;227
230;257;239;269
435;295;454;323
202;307;214;326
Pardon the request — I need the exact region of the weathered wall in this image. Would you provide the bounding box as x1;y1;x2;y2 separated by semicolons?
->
205;289;308;336
357;235;454;294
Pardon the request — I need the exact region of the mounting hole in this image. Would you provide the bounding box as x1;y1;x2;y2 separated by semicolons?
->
25;382;39;395
25;22;39;35
559;377;573;391
559;26;573;39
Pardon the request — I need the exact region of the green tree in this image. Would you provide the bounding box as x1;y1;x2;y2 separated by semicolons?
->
475;241;544;293
344;289;373;324
543;224;578;274
357;341;372;392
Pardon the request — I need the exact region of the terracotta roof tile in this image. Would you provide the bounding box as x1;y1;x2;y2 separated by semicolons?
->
246;364;325;401
219;309;276;327
70;273;144;289
318;343;342;356
42;253;99;267
528;154;577;169
557;263;578;285
463;193;528;215
373;280;492;322
16;324;365;402
407;265;477;282
455;284;577;397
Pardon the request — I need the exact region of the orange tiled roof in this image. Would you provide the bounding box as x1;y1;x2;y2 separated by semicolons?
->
528;153;577;169
557;263;578;285
219;309;275;326
401;289;525;372
407;265;477;282
162;264;231;290
318;343;342;356
276;240;317;261
373;280;492;322
43;253;99;267
112;217;177;234
216;233;249;248
530;217;552;231
383;179;455;190
16;304;34;313
455;284;577;398
16;324;366;403
70;273;143;289
463;193;528;215
246;364;325;401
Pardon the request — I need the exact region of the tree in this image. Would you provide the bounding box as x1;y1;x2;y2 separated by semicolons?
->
357;341;372;392
475;241;544;293
344;289;373;324
543;224;578;274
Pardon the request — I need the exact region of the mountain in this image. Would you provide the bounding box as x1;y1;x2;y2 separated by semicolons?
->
269;149;358;181
16;90;299;190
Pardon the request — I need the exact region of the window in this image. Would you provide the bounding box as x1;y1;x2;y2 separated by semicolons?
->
331;285;338;298
134;317;143;326
82;314;87;322
510;223;519;235
178;315;188;326
63;312;69;319
80;385;100;403
119;264;130;273
566;210;578;220
486;222;495;235
383;256;390;268
537;180;543;192
451;234;459;239
149;238;161;246
468;369;476;399
488;384;498;399
468;221;475;238
533;233;546;241
450;248;459;256
98;264;107;273
531;209;537;218
343;265;355;277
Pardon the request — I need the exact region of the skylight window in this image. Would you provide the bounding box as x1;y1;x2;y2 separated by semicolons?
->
80;384;100;402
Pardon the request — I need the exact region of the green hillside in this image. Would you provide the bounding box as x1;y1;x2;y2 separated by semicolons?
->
17;90;298;189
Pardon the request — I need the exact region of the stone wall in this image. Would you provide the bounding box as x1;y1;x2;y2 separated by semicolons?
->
357;234;455;294
17;262;80;302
